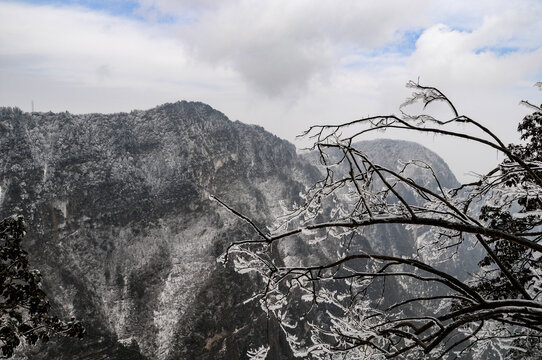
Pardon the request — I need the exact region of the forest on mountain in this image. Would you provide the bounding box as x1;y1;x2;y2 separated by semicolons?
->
0;82;541;359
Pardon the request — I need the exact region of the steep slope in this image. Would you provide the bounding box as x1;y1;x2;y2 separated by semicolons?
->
349;139;482;275
0;104;317;359
301;138;460;251
0;104;471;359
301;139;482;275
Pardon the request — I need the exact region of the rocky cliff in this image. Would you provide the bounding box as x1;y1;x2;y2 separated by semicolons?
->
0;104;465;359
0;103;318;359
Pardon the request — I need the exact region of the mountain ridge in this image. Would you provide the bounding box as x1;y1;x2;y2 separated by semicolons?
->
0;102;462;359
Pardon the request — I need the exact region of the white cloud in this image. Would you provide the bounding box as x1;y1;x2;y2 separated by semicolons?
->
1;0;541;180
0;2;238;90
174;0;432;96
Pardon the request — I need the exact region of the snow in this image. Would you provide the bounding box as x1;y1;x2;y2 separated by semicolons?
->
152;218;218;359
247;345;270;360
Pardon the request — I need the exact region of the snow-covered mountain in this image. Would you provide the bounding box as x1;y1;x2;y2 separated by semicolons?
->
0;104;462;359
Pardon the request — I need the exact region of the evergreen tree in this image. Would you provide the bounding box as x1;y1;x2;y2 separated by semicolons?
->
0;215;84;358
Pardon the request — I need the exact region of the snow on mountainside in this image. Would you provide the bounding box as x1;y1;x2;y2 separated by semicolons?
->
302;138;459;189
300;139;481;276
0;103;314;359
0;104;467;359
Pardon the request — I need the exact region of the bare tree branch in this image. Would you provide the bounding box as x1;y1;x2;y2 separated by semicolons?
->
215;80;542;359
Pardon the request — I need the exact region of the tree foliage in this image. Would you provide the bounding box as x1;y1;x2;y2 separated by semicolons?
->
0;215;85;358
215;81;542;359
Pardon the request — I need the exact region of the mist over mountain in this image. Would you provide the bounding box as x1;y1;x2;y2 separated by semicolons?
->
0;103;464;359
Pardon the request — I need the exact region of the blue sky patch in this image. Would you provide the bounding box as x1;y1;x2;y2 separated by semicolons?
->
369;28;424;58
475;46;520;56
12;0;186;23
341;28;424;69
396;28;424;55
16;0;138;16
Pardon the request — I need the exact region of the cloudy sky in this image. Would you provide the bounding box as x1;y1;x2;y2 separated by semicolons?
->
1;0;542;180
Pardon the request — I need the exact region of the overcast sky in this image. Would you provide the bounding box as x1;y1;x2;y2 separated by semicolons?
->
1;0;542;181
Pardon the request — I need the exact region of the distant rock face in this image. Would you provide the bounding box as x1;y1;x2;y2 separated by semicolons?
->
301;139;472;271
0;104;463;359
355;139;459;188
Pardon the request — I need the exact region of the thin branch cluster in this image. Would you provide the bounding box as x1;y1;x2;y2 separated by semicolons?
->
216;81;542;359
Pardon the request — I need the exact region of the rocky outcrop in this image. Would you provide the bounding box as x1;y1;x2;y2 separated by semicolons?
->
0;103;316;359
0;104;466;359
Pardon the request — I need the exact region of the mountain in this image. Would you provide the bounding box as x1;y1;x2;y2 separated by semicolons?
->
0;104;464;359
0;103;320;359
300;138;465;262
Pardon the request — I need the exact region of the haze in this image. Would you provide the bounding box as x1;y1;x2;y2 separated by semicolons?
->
1;0;542;181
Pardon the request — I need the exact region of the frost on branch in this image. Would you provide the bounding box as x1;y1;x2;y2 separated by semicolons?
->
247;345;270;360
216;81;542;359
